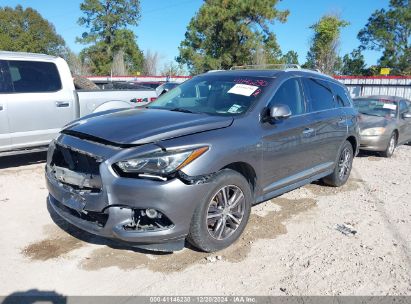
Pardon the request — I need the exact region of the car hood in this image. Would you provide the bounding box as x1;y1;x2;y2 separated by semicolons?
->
63;108;233;145
359;114;393;129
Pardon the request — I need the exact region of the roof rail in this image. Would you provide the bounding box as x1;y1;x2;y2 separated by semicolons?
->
230;64;301;70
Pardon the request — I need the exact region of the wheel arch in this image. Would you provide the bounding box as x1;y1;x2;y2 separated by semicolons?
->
346;135;358;155
222;162;257;195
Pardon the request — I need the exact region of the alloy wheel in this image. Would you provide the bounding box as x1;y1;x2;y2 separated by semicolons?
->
338;147;352;179
388;136;396;155
206;185;246;240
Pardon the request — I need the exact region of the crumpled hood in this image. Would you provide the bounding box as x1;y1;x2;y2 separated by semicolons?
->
359;114;393;129
63;108;233;145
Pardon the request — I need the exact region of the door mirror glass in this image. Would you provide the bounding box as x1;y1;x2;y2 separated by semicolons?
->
270;104;292;120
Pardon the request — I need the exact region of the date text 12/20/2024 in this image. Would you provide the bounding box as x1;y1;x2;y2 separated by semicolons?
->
149;296;257;303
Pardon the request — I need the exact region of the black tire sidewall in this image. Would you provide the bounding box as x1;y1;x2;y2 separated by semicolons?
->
188;169;252;252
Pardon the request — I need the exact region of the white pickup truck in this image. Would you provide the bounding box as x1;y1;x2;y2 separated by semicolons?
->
0;51;157;156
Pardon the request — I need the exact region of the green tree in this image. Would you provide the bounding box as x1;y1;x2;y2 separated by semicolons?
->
304;15;349;75
358;0;410;75
281;50;299;65
80;29;144;75
160;61;187;77
63;49;92;76
77;0;144;75
341;49;367;75
177;0;289;74
0;5;65;56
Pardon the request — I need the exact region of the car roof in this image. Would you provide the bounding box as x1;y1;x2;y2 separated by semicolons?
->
353;95;408;102
0;51;58;61
199;68;337;82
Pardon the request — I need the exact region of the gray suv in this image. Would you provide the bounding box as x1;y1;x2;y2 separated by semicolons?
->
46;68;359;252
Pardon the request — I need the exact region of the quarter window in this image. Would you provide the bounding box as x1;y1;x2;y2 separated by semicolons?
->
7;60;62;93
332;83;352;107
269;78;305;115
303;78;335;112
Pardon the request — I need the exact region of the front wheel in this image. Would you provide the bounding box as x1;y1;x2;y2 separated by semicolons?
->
323;141;354;187
187;169;252;252
381;133;397;158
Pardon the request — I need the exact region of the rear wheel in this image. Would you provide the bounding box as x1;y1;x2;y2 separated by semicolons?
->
187;169;252;252
323;141;354;187
381;133;397;158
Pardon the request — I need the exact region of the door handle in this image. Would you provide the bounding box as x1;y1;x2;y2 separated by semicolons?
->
56;101;70;107
302;128;315;137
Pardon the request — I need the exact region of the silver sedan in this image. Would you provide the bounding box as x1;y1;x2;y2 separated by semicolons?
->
354;95;411;157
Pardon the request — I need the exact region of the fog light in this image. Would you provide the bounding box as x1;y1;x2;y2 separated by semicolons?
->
146;208;158;219
123;208;174;231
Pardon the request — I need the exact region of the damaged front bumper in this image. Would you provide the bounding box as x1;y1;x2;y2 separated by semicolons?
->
45;135;213;251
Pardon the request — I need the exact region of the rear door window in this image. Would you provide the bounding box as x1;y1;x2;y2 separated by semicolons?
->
303;78;336;112
7;60;62;93
269;78;305;115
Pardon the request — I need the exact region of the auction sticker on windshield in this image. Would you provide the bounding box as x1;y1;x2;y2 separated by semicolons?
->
383;104;397;110
228;84;259;96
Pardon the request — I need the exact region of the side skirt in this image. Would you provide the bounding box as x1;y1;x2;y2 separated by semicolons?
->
254;168;334;205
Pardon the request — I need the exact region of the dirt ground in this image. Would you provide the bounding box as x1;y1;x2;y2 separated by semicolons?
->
0;146;410;296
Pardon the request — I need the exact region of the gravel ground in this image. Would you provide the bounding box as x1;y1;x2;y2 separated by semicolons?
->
0;146;410;296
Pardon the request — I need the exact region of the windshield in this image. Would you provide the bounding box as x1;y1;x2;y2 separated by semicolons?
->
148;75;273;116
354;98;398;118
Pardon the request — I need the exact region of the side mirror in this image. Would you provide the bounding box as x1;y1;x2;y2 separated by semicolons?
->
402;112;411;119
270;104;292;120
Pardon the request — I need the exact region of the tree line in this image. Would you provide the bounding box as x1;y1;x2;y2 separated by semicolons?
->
0;0;409;76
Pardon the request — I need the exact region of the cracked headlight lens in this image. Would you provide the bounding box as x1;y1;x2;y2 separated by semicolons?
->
360;127;386;136
115;147;209;175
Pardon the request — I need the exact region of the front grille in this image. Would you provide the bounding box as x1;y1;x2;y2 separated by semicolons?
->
51;144;101;175
52;196;108;227
50;144;103;191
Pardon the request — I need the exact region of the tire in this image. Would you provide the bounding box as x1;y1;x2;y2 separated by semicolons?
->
187;169;252;252
323;141;354;187
73;76;101;90
380;133;397;158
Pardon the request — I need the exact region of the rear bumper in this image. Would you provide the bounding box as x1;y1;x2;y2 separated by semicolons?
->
359;135;390;152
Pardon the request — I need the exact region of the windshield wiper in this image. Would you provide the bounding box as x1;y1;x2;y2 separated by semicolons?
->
169;108;195;114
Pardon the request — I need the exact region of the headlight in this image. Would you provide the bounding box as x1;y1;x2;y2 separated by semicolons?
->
360;127;386;136
115;147;209;175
